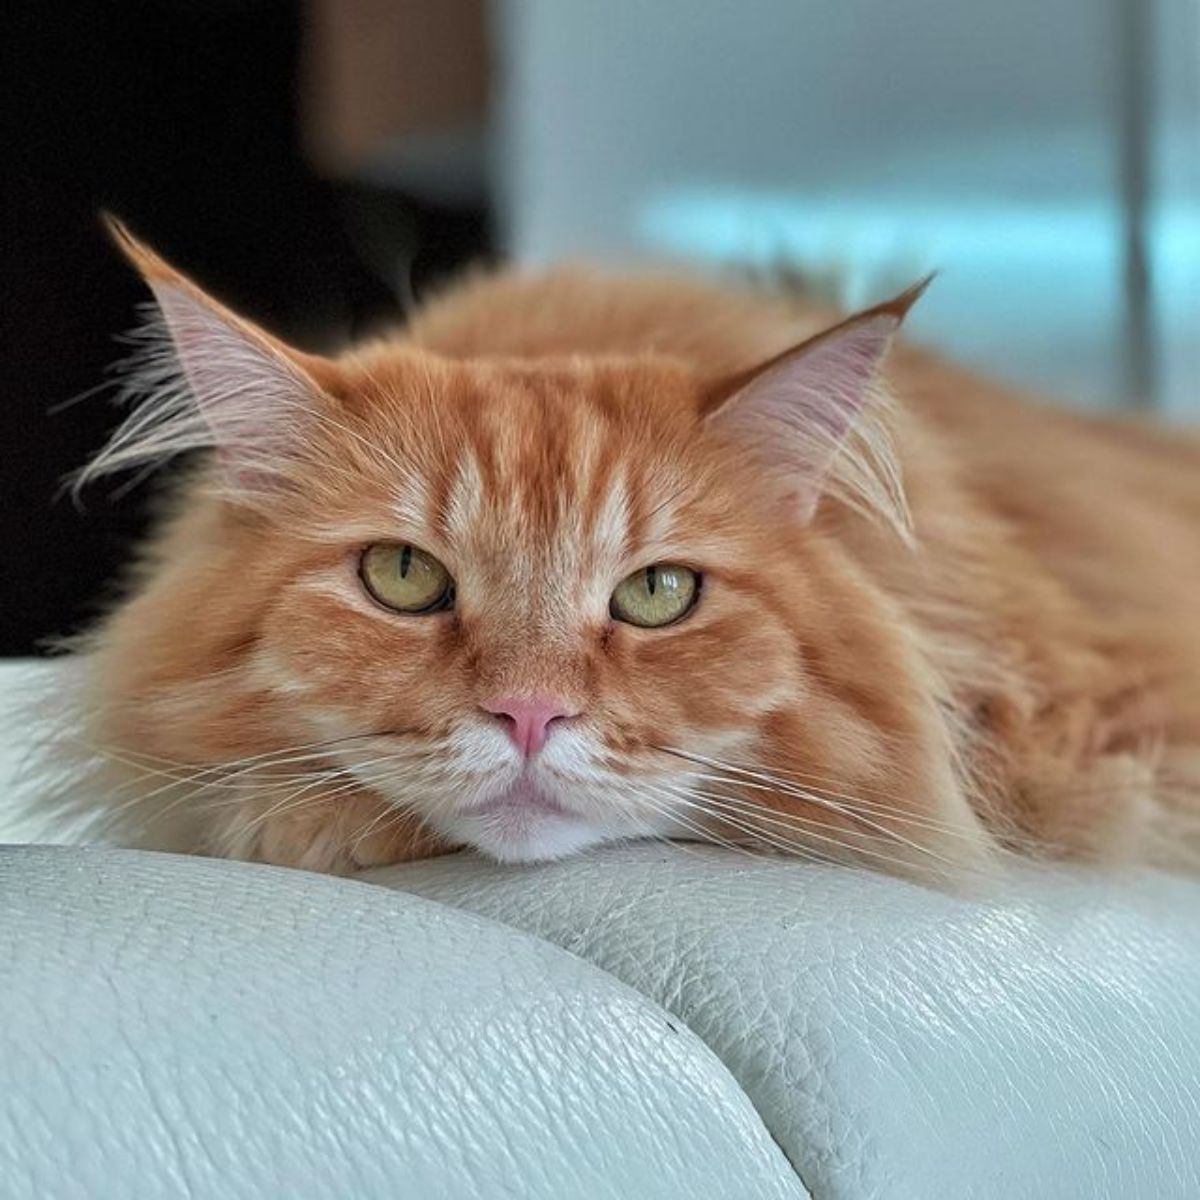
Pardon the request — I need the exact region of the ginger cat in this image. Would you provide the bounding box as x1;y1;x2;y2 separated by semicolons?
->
40;222;1200;882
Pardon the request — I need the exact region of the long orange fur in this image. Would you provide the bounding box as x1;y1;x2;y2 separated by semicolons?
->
39;226;1200;883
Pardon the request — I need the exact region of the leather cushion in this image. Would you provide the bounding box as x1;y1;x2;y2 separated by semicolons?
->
0;845;804;1200
374;843;1200;1200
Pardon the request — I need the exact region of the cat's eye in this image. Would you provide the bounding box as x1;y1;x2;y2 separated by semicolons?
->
610;564;699;628
359;543;455;613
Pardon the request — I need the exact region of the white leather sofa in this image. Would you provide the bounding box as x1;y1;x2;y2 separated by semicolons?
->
2;659;1199;1199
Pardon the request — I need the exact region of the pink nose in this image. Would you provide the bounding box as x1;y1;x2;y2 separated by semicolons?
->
482;695;576;757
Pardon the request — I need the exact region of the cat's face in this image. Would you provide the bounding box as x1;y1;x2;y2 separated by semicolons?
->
187;353;812;863
88;226;962;873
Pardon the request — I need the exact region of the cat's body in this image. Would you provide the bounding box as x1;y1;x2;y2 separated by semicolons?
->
45;234;1200;882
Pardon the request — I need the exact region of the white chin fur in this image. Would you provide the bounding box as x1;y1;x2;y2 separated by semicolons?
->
445;810;611;864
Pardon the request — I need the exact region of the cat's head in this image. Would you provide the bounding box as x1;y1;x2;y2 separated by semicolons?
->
83;223;951;872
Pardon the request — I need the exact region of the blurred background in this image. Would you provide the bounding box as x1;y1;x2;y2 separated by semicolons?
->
1;0;1197;654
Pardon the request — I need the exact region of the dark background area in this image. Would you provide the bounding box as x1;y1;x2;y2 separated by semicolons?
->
0;1;491;655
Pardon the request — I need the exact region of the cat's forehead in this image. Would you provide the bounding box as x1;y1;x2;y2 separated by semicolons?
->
353;355;709;573
446;367;692;559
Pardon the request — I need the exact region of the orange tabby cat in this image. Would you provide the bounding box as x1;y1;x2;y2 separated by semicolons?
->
43;221;1200;881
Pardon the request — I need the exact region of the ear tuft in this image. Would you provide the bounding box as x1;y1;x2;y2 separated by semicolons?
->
873;272;936;322
101;213;172;284
704;281;930;535
78;217;328;502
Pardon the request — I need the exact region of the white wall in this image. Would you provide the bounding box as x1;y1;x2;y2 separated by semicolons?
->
494;0;1198;412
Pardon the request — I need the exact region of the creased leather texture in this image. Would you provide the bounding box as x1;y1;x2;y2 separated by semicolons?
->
372;844;1200;1200
0;845;804;1200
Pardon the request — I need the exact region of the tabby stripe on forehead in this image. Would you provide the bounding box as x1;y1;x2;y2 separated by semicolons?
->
435;446;483;540
429;376;496;538
589;470;633;570
521;386;574;533
580;421;627;548
609;443;656;554
428;452;457;540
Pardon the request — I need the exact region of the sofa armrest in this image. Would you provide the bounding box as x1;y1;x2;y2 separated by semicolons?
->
0;845;803;1200
374;844;1200;1200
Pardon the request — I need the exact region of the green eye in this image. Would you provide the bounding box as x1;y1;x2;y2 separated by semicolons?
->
359;543;454;613
610;563;699;628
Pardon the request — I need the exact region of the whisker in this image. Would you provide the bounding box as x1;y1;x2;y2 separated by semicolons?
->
640;783;830;866
656;746;965;870
230;773;370;841
656;783;966;877
633;786;787;863
680;769;986;843
72;728;416;798
685;745;1180;816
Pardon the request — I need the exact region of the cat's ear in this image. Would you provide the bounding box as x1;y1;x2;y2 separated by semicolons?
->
83;216;333;500
703;280;929;522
